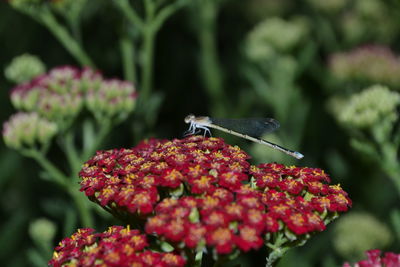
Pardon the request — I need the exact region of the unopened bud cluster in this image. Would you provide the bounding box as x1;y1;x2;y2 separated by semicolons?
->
3;66;137;150
331;85;400;129
3;112;57;150
330;45;400;88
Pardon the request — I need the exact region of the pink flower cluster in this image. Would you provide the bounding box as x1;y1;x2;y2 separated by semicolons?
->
330;45;400;87
9;65;136;123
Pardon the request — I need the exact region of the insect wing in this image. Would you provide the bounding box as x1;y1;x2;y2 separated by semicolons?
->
210;118;280;137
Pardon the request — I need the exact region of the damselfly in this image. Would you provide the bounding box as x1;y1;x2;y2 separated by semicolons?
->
184;114;304;159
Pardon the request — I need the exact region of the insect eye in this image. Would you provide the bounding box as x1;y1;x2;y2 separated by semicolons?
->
184;114;194;123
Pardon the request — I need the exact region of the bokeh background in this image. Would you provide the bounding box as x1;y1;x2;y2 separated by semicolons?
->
1;0;399;266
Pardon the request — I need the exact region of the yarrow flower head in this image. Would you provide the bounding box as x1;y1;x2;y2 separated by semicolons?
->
4;53;46;84
329;45;400;88
251;163;351;230
330;85;400;129
79;136;251;218
48;226;186;267
343;249;400;267
9;65;137;127
79;136;351;258
2;112;57;150
145;195;266;255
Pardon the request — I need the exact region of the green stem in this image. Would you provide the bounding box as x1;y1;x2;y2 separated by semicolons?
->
139;0;157;103
196;0;224;116
82;119;112;161
120;35;137;83
265;233;288;267
116;0;187;125
152;0;188;30
140;28;156;102
22;149;69;188
372;124;400;198
113;0;144;31
380;143;400;198
38;8;94;67
68;186;94;228
67;14;82;45
22;148;93;227
62;132;83;179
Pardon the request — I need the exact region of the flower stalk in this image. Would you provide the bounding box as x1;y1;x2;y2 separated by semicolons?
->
193;0;224;116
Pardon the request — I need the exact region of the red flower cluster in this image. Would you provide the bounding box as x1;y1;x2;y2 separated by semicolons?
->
144;162;351;254
251;163;352;234
343;249;400;267
79;136;250;215
79;136;351;256
145;195;265;254
48;226;186;267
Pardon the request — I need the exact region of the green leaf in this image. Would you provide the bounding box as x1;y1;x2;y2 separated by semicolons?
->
284;228;298;242
160;241;174;252
349;138;378;160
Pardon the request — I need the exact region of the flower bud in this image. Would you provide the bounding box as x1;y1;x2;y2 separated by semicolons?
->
330;46;400;87
86;79;136;120
9;66;84;124
29;218;57;245
4;54;46;84
331;85;400;128
2;112;58;150
245;17;309;61
9;66;136;126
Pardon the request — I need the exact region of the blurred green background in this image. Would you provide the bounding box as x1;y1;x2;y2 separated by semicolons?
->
1;0;400;266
